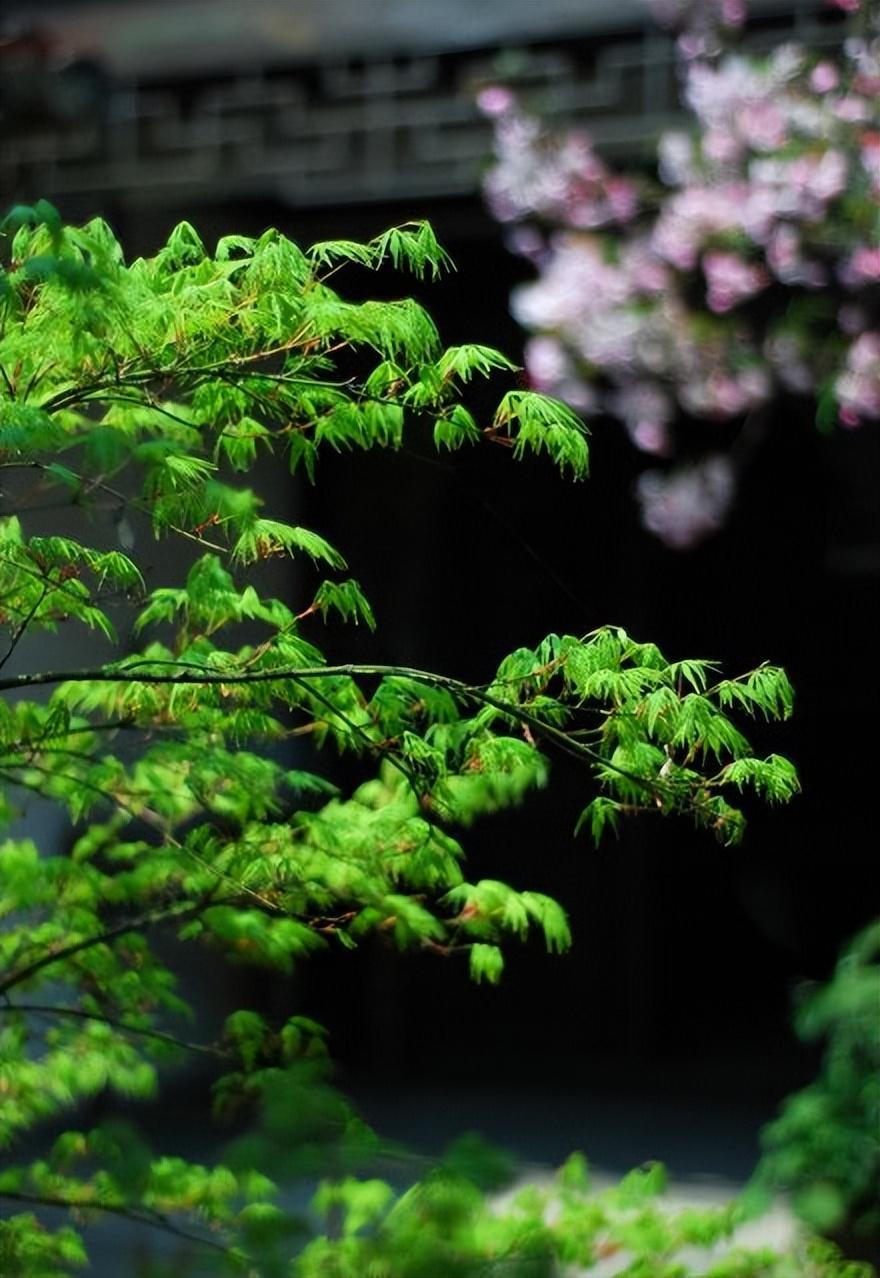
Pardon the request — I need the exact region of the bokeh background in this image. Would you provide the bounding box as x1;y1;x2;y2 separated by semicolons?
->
2;0;877;1197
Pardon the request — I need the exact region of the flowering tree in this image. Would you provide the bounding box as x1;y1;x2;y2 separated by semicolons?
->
480;0;880;547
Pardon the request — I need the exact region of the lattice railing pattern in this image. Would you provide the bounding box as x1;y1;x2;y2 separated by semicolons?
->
1;10;840;210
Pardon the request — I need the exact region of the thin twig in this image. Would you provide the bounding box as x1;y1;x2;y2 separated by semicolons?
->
0;461;226;552
0;898;210;997
0;1002;229;1059
0;583;49;671
0;1190;232;1256
0;762;287;917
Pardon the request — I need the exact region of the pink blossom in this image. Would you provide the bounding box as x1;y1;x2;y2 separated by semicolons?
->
605;178;640;223
647;0;746;55
504;224;546;264
831;94;872;123
739;183;794;243
751;149;848;219
524;335;568;390
636;456;736;548
524;336;598;413
678;33;715;61
610;382;674;454
796;149;848;203
809;62;840;93
703;251;769;312
482;0;878;545
721;0;747;24
739;101;789;151
703;128;744;164
652;186;743;268
836;332;880;425
685;59;761;126
624;241;669;294
839;247;880;286
845;38;880;97
511;237;633;332
766;223;826;287
484;112;640;229
680;365;770;418
684;53;798;153
765;223;800;280
853;70;880;99
476;85;516;119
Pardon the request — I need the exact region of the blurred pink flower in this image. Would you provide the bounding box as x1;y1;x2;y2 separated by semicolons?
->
647;0;746;58
611;382;674;453
504;224;546;264
703;251;769;312
810;62;840;93
652;186;742;268
831;94;872;123
839;246;880;286
751;149;848;219
524;336;598;412
636;456;736;548
482;0;879;544
703;128;743;164
739;101;789;150
476;85;516;118
679;365;770;417
836;332;880;425
860;134;880;192
766;224;826;287
485;114;640;229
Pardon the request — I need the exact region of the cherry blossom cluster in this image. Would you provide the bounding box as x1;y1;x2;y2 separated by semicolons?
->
480;0;879;546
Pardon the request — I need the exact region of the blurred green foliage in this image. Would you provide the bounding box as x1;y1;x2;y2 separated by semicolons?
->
757;922;880;1243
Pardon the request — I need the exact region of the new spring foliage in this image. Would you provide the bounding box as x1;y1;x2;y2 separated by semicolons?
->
0;205;804;1274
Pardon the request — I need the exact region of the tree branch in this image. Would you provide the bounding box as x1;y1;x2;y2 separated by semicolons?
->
0;1002;229;1059
0;657;663;796
0;1189;232;1256
0;583;49;671
0;461;226;552
0;660;468;695
0;656;612;773
0;898;210;997
0;657;748;829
